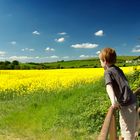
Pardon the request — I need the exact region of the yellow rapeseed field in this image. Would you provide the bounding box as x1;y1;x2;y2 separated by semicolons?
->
0;66;139;95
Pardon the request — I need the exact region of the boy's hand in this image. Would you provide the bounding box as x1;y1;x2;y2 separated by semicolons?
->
112;103;120;109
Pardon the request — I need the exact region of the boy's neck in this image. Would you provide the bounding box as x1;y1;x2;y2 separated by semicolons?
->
105;63;115;69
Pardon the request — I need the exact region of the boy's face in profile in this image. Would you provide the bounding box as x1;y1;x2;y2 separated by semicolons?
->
99;59;106;68
99;53;106;69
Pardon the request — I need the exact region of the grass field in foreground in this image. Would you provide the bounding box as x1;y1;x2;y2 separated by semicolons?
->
0;79;108;140
0;67;139;139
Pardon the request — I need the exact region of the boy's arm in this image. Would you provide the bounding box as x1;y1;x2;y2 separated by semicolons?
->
106;84;120;109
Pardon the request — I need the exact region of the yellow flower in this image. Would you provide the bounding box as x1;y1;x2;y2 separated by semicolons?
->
0;66;138;95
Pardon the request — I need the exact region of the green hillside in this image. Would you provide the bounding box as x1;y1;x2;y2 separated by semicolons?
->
43;56;139;69
0;56;139;69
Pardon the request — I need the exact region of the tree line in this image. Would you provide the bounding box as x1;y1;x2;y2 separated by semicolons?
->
0;60;20;69
0;60;63;70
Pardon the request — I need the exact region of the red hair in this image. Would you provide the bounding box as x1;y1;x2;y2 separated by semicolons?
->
99;48;117;64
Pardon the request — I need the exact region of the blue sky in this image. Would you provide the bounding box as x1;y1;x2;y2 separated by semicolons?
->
0;0;140;62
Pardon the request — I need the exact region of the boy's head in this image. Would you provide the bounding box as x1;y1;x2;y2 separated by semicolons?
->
99;48;117;68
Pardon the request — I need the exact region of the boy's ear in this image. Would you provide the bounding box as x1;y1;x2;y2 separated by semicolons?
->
104;60;108;65
104;59;107;64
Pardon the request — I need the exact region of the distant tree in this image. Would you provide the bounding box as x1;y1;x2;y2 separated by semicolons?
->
12;60;19;65
10;60;20;69
5;61;11;65
0;61;5;69
4;61;11;69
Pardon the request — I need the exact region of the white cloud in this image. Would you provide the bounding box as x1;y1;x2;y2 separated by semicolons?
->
62;56;69;59
136;45;140;48
50;55;59;59
35;56;40;59
21;48;35;52
132;49;140;53
55;37;65;43
45;47;55;52
4;55;60;62
96;51;100;55
132;45;140;53
9;56;33;60
29;49;34;51
79;55;95;58
0;51;6;56
32;30;40;35
94;30;104;37
71;43;98;49
58;32;67;35
79;55;89;58
0;56;6;60
10;41;17;45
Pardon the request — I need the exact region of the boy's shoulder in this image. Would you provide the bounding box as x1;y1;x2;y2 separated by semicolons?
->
107;65;121;72
105;65;123;77
105;65;116;72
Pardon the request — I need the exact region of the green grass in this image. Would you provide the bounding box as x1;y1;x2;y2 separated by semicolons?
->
0;79;110;139
0;70;139;140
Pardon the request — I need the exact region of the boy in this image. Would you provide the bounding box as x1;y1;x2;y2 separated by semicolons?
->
99;47;137;140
